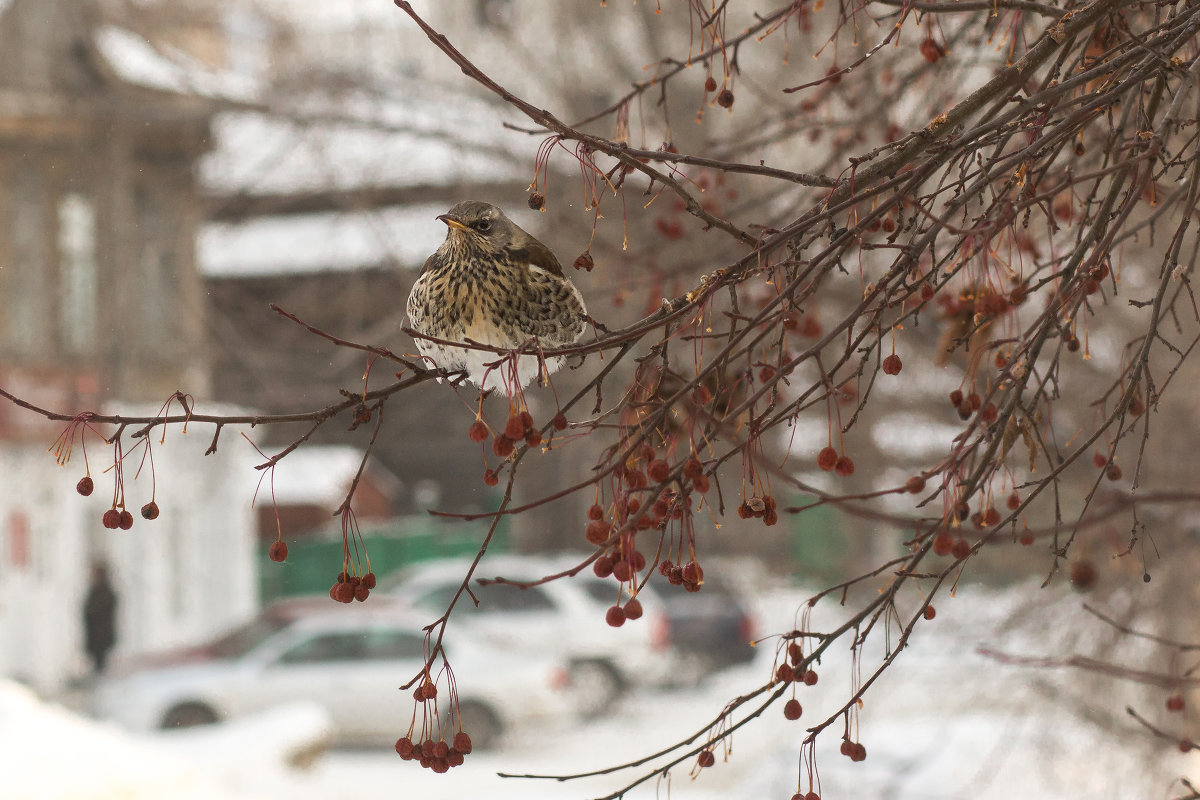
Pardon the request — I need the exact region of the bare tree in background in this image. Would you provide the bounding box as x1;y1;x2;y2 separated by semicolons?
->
9;0;1200;796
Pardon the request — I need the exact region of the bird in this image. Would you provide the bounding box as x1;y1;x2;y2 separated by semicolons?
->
406;201;588;393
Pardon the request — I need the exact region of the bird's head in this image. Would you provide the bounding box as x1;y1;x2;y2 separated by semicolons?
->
438;201;524;253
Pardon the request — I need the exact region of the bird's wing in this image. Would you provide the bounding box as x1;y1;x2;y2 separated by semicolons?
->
508;237;565;277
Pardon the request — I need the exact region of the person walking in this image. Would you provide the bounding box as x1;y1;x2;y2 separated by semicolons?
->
83;562;117;675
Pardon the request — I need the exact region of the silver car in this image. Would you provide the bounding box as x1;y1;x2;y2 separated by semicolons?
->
91;599;578;749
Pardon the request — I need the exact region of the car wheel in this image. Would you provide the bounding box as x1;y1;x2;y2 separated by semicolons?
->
160;701;219;729
570;659;625;718
455;700;503;750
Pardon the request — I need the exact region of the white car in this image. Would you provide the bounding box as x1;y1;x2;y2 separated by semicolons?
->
92;599;577;749
381;554;683;713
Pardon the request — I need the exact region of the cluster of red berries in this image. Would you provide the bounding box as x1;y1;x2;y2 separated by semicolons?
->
394;730;472;772
938;287;1013;319
948;389;996;422
781;312;823;338
1093;453;1123;481
816;446;854;476
329;570;376;603
789;793;822;800
932;531;972;560
659;558;704;593
736;494;778;526
469;410;568;459
78;475;160;529
839;738;868;762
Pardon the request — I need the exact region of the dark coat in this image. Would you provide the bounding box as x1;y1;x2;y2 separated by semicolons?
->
83;576;117;657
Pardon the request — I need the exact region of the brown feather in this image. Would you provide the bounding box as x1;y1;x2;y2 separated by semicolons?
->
510;237;565;277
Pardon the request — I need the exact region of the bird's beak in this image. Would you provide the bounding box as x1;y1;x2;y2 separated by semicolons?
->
438;214;468;231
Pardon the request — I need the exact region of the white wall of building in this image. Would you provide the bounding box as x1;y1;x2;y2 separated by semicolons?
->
0;407;260;692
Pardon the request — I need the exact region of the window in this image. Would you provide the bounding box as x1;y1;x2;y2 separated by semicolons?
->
57;193;97;354
135;185;181;345
363;629;426;661
277;631;368;664
6;165;49;355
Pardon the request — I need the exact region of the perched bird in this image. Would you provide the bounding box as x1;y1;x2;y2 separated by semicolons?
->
406;201;587;393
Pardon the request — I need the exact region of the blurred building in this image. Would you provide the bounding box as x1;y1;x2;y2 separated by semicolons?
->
0;0;255;691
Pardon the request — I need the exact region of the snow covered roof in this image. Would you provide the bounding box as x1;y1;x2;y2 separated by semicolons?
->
94;25;260;102
261;444;401;507
198;204;446;276
199;91;528;197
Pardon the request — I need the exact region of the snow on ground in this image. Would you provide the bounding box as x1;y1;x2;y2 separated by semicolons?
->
5;581;1197;800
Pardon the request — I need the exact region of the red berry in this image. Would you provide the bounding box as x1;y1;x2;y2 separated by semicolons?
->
593;555;614;578
587;503;605;520
528;192;545;211
681;560;703;585
524;429;542;447
1106;463;1123;481
140;501;160;520
932;532;954;556
716;88;734;108
788;643;803;665
395;737;414;759
817;446;838;471
1019;531;1035;546
981;403;998;423
519;410;534;431
834;456;855;476
949;389;964;407
468;420;489;442
612;559;633;582
1167;694;1185;712
951;538;971;560
783;698;802;720
118;510;134;530
492;436;515;457
967;392;982;411
76;476;94;496
334;582;355;603
504;414;525;441
882;354;902;375
1093;452;1107;468
624;598;643;620
483;469;499;486
1070;560;1097;590
776;663;795;683
605;605;627;627
905;475;926;494
923;605;936;620
1006;492;1021;510
1181;739;1194;753
697;749;716;767
692;474;711;493
101;509;120;529
446;748;465;767
919;37;945;62
363;572;377;589
552;412;568;430
354;584;370;601
585;520;610;545
683;457;704;480
453;731;473;754
840;740;853;756
704;75;717;92
647;459;670;483
802;669;818;686
268;540;288;562
851;742;867;761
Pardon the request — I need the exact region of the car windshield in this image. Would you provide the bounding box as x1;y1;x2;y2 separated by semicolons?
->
204;614;291;659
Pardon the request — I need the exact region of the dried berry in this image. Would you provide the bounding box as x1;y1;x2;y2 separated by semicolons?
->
1106;463;1123;481
783;698;803;720
1069;560;1097;590
949;389;964;407
504;414;526;441
802;669;818;686
528;192;545;211
882;354;903;375
697;749;716;768
834;456;855;477
353;403;371;424
587;503;605;521
1167;694;1185;712
716;88;735;108
704;75;717;92
776;663;795;683
923;605;936;620
593;555;614;578
951;538;971;560
647;459;670;483
573;252;595;271
905;475;926;494
552;412;568;430
492;435;515;458
624;598;643;620
453;731;473;754
524;429;542;447
817;446;839;471
483;469;499;486
363;572;377;589
605;605;627;627
118;510;134;530
585;520;610;545
919;37;945;63
468;420;489;442
102;509;121;529
76;476;94;496
268;540;288;563
140;501;160;520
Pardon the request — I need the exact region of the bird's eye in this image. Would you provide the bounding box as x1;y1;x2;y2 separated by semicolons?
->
474;220;492;232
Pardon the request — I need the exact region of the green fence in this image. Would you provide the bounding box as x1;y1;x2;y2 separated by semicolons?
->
259;517;510;602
